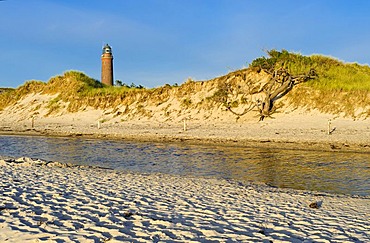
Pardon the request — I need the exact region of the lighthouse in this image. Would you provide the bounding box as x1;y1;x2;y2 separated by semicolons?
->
101;44;114;86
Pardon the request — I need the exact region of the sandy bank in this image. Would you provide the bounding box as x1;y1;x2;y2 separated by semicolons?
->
1;157;369;242
1;111;369;153
0;89;369;153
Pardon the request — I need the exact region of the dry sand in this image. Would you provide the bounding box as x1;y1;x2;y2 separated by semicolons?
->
1;111;369;153
1;157;369;242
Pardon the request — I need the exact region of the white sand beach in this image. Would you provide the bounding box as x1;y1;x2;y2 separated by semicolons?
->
1;157;369;242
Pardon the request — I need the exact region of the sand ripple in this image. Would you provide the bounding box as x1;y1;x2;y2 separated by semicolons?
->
1;158;369;242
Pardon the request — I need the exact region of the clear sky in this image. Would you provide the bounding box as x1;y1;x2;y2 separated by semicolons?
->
1;0;370;88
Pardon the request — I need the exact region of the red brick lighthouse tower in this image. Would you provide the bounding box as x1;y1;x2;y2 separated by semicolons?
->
101;44;114;86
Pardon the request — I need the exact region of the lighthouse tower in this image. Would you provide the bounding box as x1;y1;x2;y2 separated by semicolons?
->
101;44;114;86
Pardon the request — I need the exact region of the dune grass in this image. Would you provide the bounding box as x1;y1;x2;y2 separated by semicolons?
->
302;55;370;92
250;49;370;91
0;71;150;112
1;51;369;118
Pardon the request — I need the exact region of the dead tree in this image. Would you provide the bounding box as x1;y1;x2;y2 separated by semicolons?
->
257;68;317;120
224;67;317;121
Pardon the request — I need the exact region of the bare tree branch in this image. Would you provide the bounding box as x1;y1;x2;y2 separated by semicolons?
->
221;67;317;121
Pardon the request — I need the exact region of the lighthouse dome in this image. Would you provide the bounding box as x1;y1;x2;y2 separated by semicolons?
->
102;44;112;54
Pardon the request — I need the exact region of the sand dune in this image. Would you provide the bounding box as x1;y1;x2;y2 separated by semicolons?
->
1;157;369;242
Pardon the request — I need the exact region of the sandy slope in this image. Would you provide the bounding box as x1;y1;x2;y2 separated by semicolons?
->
0;98;369;152
1;157;369;242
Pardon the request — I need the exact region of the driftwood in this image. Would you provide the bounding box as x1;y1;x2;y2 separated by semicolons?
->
225;67;317;121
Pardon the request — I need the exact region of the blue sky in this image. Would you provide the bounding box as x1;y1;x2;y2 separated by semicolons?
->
1;0;370;88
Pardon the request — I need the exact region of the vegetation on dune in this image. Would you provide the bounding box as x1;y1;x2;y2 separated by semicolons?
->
0;88;14;93
1;50;369;118
250;49;370;91
0;71;148;112
0;88;16;110
247;50;370;118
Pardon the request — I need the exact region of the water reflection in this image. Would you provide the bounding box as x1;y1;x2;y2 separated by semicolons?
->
0;135;369;196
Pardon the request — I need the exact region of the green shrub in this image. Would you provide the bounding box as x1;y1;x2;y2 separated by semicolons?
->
250;49;370;92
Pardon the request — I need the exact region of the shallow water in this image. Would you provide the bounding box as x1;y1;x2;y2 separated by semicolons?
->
1;135;369;196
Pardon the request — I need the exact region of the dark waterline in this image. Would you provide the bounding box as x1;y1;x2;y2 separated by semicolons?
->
1;135;369;196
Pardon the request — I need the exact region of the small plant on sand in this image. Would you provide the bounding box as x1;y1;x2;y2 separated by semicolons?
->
33;104;42;111
46;96;62;116
181;98;192;108
100;118;108;123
